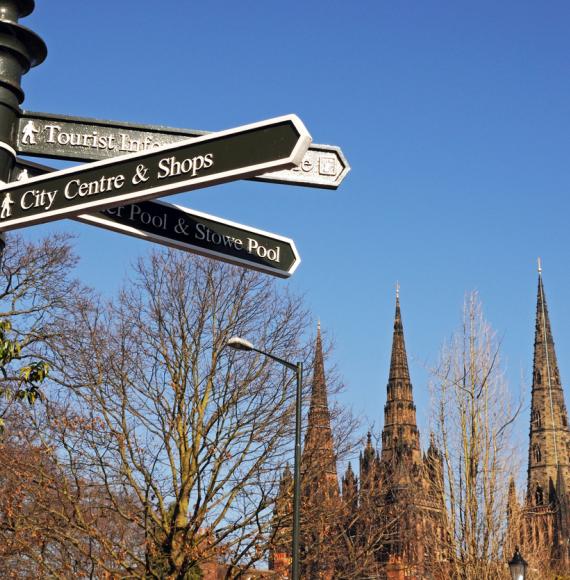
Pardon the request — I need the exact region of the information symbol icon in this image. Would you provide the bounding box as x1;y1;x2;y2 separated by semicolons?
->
319;157;336;176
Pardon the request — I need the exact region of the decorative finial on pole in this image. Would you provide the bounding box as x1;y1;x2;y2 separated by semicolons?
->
396;281;400;300
537;257;542;275
0;0;46;266
317;319;321;334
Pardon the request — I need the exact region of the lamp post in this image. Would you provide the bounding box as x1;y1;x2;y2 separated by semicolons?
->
226;336;302;580
508;547;528;580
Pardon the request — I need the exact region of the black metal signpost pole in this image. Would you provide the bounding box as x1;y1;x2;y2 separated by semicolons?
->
0;0;45;257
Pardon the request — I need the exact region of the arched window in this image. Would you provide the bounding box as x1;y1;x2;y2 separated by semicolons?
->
533;410;542;428
536;370;542;385
533;444;542;463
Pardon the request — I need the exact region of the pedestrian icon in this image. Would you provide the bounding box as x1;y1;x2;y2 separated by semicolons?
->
1;192;14;219
21;120;39;145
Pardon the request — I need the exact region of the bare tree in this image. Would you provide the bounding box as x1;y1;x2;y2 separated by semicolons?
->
0;407;142;579
430;292;521;579
0;233;125;578
38;250;311;578
0;233;79;429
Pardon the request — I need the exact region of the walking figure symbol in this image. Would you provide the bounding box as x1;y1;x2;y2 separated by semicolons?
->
21;120;39;145
1;192;14;219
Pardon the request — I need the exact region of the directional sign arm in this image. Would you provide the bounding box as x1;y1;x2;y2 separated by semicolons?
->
16;110;349;189
0;115;311;232
77;201;300;278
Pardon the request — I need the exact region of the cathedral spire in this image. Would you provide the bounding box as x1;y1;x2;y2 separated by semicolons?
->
302;323;339;495
381;287;421;466
527;265;570;507
388;283;411;384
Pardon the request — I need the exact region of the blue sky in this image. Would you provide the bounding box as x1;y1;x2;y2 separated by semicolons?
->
18;1;570;461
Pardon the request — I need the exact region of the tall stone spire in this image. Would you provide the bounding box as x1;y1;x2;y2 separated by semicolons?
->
527;265;570;507
380;286;421;467
302;323;339;495
299;324;340;579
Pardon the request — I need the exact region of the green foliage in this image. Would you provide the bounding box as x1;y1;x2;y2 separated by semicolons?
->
0;318;49;424
19;361;50;386
0;320;20;366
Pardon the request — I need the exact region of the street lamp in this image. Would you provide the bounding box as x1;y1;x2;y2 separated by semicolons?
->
226;336;303;580
508;547;528;580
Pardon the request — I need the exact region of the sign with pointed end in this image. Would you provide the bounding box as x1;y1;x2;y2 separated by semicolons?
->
16;111;349;189
0;115;311;232
76;200;300;278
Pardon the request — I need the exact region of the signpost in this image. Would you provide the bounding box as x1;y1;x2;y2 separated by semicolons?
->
15;111;349;189
0;115;311;232
0;6;347;580
77;201;300;278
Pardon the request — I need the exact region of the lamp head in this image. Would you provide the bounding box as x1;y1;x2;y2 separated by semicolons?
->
508;547;528;580
226;336;254;351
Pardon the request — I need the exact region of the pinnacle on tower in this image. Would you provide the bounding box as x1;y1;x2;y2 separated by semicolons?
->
425;432;443;486
359;431;378;495
342;462;358;511
507;477;519;522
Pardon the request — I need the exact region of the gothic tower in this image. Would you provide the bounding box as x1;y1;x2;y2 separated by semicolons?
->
267;325;341;578
525;264;570;566
269;325;340;578
376;287;446;579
